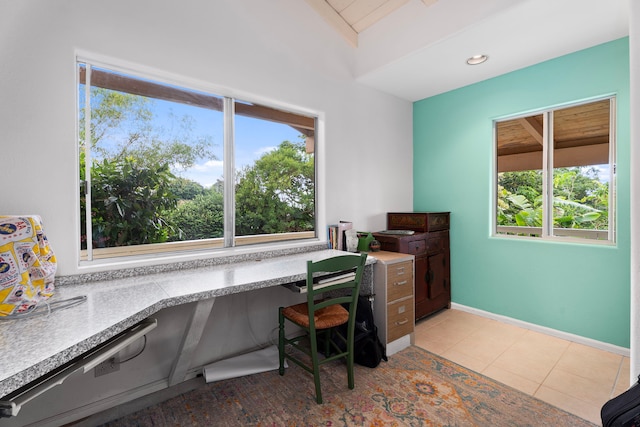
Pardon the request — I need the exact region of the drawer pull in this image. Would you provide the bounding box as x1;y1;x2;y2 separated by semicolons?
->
394;280;408;286
396;318;409;326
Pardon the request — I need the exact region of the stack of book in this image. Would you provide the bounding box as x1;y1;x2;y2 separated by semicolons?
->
327;221;352;250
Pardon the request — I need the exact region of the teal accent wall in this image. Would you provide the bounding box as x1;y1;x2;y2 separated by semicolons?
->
413;38;631;348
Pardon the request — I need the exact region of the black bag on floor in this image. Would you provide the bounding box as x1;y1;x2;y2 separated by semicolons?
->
332;296;387;368
601;375;640;427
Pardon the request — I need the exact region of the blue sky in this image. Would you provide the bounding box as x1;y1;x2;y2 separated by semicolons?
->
80;64;305;189
84;89;304;189
169;104;304;188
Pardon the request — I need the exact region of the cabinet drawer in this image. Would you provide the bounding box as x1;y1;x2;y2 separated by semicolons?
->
407;239;426;255
387;299;414;342
387;261;413;301
387;260;412;282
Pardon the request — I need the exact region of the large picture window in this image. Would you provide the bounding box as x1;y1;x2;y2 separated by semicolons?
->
78;60;316;261
494;97;615;243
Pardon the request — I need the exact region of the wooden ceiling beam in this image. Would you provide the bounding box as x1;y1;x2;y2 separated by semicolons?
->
78;66;315;131
79;66;223;111
554;135;609;150
305;0;358;47
517;117;543;145
498;135;610;157
348;0;410;33
498;143;609;173
233;103;315;131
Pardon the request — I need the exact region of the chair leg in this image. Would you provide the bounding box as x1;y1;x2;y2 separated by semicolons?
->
347;331;355;389
309;332;323;404
323;329;331;357
278;308;285;376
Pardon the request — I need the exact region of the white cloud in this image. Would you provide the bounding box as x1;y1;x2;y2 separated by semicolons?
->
193;159;223;171
255;146;276;156
177;159;224;188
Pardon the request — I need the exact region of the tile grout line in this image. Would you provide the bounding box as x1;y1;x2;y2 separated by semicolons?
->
531;341;572;398
531;341;617;424
476;322;539;394
611;356;629;399
417;310;605;423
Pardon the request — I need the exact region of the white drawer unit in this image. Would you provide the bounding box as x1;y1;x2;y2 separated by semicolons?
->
371;251;415;356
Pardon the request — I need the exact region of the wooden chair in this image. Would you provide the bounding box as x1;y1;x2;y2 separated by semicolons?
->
278;253;368;404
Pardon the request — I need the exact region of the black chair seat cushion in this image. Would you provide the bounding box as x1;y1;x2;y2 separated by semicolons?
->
282;302;349;329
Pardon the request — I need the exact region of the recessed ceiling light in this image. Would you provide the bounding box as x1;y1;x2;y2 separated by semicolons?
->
466;54;488;65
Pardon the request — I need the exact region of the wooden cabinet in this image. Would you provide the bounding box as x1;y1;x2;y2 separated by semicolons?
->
373;212;450;321
387;211;450;232
371;251;415;356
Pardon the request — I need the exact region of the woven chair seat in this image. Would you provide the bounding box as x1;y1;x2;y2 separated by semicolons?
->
282;302;348;329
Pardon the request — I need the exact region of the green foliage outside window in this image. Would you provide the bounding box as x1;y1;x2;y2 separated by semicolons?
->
165;189;224;241
497;167;608;230
235;140;315;236
80;76;315;251
80;152;179;248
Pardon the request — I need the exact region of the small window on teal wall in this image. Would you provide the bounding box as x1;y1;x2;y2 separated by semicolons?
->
494;97;615;243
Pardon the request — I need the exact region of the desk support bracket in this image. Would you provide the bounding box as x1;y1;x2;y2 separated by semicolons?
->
0;318;157;418
168;298;216;386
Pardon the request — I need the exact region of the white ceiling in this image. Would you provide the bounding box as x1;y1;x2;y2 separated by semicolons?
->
307;0;630;102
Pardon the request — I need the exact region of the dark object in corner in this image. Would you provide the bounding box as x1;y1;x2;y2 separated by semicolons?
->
333;296;387;368
601;375;640;426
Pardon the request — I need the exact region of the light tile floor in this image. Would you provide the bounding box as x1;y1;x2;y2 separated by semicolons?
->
413;309;630;426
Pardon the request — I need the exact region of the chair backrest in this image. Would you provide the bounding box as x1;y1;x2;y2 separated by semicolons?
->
305;253;368;329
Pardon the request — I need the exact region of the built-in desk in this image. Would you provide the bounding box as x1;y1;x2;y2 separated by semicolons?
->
0;247;374;415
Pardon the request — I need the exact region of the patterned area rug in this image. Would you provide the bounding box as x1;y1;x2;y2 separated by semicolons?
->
101;346;597;426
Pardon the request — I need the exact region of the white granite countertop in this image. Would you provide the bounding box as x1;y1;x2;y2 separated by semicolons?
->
0;248;374;398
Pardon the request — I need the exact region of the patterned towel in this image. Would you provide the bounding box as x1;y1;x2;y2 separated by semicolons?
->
0;216;56;317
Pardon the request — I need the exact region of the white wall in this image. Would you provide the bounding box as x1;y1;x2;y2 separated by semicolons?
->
0;0;413;276
0;1;413;424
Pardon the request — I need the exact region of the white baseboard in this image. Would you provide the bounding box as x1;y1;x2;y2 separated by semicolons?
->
451;303;630;357
386;334;411;356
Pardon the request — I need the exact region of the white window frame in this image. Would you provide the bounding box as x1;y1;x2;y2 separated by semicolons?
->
492;96;616;244
76;53;321;264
